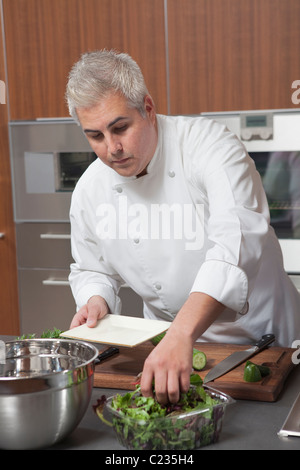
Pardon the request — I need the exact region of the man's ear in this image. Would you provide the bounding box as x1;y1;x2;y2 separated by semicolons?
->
144;95;156;121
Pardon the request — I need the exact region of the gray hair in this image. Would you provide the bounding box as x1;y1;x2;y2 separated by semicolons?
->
66;50;150;122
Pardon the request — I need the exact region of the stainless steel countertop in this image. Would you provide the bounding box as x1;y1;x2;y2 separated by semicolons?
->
2;335;300;451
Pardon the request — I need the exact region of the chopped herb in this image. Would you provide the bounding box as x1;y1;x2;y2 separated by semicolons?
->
40;327;63;338
16;327;63;340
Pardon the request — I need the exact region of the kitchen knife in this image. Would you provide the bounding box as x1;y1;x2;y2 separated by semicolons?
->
278;391;300;437
203;334;275;383
94;346;119;365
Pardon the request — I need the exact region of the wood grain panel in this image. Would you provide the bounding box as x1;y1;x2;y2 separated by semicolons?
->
167;0;300;114
0;9;20;334
3;0;167;120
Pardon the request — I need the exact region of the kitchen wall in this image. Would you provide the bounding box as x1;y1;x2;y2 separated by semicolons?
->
0;0;299;334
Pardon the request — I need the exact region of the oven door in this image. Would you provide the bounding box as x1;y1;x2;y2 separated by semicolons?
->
202;110;300;290
244;112;300;277
9;120;96;222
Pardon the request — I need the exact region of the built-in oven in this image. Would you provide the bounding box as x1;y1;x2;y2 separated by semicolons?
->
202;109;300;293
9;119;142;335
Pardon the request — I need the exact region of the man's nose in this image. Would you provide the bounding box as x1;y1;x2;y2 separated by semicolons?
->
107;135;122;154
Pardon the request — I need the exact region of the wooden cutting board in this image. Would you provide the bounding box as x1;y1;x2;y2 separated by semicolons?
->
93;341;297;402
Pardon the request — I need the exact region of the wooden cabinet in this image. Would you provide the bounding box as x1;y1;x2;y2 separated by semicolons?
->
167;0;300;114
0;12;20;335
2;0;300;119
2;0;168;120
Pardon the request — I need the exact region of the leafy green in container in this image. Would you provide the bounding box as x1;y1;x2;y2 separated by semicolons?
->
94;383;233;450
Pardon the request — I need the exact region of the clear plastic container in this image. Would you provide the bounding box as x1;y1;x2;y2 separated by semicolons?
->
102;386;234;450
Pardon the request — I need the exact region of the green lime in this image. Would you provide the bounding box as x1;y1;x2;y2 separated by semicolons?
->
243;363;262;382
245;360;270;377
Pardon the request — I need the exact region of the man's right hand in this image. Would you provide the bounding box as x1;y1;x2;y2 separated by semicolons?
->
70;295;109;329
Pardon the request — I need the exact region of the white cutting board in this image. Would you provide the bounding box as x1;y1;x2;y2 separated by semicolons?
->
61;315;171;347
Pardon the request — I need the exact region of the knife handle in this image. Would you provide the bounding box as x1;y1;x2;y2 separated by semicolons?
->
95;346;119;364
254;334;275;350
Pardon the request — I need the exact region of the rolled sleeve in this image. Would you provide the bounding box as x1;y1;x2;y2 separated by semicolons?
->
71;278;122;314
190;259;249;313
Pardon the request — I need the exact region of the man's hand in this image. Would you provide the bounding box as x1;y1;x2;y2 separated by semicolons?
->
70;295;109;328
140;330;193;405
140;292;225;404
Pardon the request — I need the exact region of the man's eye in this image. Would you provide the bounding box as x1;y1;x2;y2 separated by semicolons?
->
115;125;128;133
90;133;103;140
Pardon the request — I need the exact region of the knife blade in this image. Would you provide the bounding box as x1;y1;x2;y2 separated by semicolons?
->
278;391;300;437
94;346;119;365
203;333;275;383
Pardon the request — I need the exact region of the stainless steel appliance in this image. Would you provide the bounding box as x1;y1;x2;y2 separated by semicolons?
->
9;119;96;222
9;119;142;334
202;109;300;292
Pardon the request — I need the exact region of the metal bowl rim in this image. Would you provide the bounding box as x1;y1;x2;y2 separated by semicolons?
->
0;337;99;382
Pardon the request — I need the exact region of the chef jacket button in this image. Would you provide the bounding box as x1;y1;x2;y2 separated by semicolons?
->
133;238;140;244
168;170;175;178
239;301;249;315
154;283;162;290
115;186;123;193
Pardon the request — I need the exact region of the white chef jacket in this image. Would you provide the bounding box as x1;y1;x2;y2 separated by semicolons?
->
69;114;300;347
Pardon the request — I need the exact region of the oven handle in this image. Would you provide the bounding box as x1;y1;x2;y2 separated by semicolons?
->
40;233;71;240
42;278;130;288
42;279;70;286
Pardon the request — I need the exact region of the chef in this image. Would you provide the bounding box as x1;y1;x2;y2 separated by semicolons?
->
66;50;300;404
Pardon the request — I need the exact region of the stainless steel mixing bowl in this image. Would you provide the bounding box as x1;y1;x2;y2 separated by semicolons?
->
0;338;99;450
